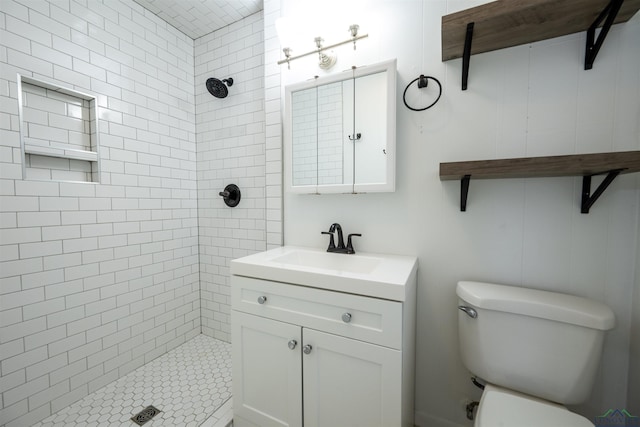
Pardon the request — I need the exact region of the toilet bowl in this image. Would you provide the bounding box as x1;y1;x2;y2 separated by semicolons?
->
456;281;615;427
475;385;594;427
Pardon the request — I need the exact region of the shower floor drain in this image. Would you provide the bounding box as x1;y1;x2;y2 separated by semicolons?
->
131;405;161;426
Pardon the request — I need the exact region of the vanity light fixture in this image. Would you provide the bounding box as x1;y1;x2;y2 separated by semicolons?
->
314;37;337;70
278;24;368;70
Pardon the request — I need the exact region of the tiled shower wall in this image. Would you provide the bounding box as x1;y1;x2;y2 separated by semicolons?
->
194;12;266;341
0;1;200;426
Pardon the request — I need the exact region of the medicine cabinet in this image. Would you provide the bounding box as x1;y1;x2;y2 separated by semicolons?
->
284;59;396;194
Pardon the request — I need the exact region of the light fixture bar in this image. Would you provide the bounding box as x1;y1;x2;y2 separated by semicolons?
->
277;34;369;66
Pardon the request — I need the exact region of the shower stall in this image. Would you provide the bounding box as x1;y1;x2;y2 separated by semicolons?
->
0;2;267;426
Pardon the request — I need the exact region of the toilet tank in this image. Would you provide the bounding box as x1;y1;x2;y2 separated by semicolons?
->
456;281;615;405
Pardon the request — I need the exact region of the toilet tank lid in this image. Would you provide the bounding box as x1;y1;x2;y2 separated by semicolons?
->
456;281;615;330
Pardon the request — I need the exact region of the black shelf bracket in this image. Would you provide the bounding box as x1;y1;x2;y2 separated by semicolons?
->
462;22;474;90
581;169;624;213
585;0;624;70
460;175;471;211
457;169;625;213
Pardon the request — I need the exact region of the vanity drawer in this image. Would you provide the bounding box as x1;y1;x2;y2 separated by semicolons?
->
231;276;402;349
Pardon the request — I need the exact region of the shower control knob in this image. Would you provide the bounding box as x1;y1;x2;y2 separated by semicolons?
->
341;312;352;323
288;340;297;350
302;345;312;355
257;296;267;304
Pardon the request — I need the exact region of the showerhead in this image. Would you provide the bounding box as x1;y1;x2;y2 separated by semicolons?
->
206;77;233;98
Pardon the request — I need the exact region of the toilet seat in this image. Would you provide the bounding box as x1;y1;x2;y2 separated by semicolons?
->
476;385;594;427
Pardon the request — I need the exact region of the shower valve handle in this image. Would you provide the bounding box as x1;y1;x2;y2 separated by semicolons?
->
219;184;241;207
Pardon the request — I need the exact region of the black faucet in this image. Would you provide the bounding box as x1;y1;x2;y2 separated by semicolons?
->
345;233;362;254
321;223;361;254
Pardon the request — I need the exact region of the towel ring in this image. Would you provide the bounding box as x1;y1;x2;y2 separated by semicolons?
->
403;75;442;111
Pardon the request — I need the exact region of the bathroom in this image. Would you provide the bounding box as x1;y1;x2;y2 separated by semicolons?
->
0;0;639;426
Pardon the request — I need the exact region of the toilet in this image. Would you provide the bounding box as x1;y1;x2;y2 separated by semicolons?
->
456;281;615;427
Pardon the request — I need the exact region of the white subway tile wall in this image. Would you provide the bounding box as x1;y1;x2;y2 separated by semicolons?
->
19;76;100;183
21;82;92;151
24;153;96;183
263;0;283;249
0;0;203;426
194;12;266;341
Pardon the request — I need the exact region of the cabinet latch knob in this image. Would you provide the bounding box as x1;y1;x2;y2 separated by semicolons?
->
257;296;267;304
342;312;352;323
302;344;313;354
288;340;297;350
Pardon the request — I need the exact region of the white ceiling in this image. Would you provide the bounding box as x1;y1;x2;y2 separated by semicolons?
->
133;0;263;39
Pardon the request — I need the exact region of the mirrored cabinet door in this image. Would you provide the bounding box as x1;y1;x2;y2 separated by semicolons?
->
285;59;396;194
291;86;318;187
353;71;388;186
318;80;348;186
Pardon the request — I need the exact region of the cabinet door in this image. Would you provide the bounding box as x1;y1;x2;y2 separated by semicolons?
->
302;328;402;427
354;70;388;186
232;311;302;427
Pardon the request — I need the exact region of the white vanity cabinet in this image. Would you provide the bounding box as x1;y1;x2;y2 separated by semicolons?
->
230;247;417;427
232;311;302;427
301;327;402;427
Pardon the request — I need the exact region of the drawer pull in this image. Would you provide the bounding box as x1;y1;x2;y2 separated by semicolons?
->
341;312;352;323
288;340;297;350
257;296;267;304
303;344;313;355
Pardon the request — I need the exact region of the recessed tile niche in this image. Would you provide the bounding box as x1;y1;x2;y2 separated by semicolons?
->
17;74;100;183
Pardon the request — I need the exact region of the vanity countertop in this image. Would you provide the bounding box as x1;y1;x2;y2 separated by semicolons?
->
230;246;418;302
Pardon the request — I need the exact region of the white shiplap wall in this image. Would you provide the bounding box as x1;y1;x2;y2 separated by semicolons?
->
0;1;200;426
277;1;640;426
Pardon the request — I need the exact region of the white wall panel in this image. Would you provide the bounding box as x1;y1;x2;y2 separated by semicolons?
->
279;1;640;425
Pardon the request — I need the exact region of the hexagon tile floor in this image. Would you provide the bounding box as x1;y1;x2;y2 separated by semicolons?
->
32;334;233;427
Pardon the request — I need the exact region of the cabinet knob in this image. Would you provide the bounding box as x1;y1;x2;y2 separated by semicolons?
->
257;296;267;304
302;344;312;355
288;340;297;350
341;312;352;323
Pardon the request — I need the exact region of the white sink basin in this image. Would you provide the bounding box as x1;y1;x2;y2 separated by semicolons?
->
271;250;382;274
230;246;418;301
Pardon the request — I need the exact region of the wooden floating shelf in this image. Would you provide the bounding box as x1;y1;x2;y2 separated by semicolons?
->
441;0;640;89
440;151;640;180
441;0;640;61
439;151;640;213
